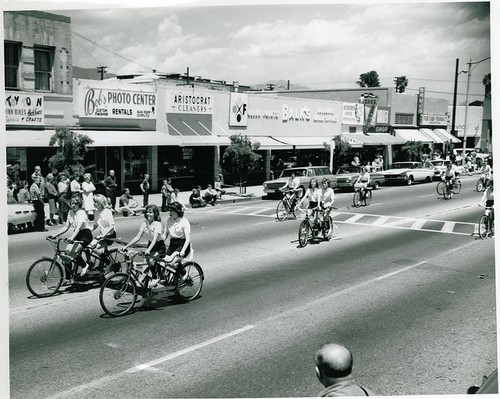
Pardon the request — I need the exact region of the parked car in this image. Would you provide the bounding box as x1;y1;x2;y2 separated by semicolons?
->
382;161;434;185
467;368;498;394
263;166;338;198
7;202;37;233
335;165;385;190
430;159;465;181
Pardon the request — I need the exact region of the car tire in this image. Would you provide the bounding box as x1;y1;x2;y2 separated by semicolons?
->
407;176;414;185
372;182;380;190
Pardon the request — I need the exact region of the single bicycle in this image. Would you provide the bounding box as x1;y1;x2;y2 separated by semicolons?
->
476;174;488;192
353;184;372;208
478;206;494;239
99;246;204;317
297;206;335;247
436;177;461;198
276;189;298;221
26;236;124;298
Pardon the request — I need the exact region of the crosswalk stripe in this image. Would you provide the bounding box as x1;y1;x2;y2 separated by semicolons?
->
410;219;427;230
343;214;365;223
372;215;391;226
441;221;456;233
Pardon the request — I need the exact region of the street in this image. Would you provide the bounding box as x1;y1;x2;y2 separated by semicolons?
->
8;176;496;398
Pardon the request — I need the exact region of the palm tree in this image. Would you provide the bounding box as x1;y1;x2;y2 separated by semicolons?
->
482;73;491;99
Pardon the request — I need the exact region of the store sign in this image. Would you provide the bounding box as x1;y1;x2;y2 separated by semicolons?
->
229;93;248;126
420;114;448;126
78;86;156;119
417;87;425;124
282;104;337;123
5;91;44;125
376;108;390;125
359;93;378;127
167;91;214;114
342;103;364;125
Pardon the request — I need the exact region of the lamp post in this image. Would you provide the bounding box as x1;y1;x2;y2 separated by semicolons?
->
461;56;491;157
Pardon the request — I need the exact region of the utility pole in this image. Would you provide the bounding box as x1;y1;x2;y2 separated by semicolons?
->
450;58;459;137
97;66;107;80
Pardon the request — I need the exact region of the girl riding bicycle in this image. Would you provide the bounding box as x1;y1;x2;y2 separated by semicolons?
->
319;178;335;222
354;166;370;196
478;180;494;230
296;178;322;228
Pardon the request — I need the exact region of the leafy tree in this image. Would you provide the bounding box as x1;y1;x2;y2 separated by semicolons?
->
356;71;380;88
394;76;409;93
321;136;352;171
395;140;424;162
222;135;262;185
48;127;94;177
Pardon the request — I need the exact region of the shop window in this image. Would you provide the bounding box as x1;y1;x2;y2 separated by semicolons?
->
4;41;21;90
124;146;149;182
34;46;54;91
394;113;414;125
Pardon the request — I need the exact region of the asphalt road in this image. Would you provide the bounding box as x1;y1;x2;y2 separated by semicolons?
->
7;176;497;398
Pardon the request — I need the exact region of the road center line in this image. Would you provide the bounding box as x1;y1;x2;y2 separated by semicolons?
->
376;261;427;280
48;325;255;399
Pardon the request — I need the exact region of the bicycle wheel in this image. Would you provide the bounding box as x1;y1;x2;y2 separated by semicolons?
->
443;186;452;200
479;215;490;239
101;247;125;275
452;180;462;195
298;220;310;247
436;181;445;195
476;179;484;192
364;190;372;206
276;200;288;221
26;258;64;298
99;273;137;317
353;191;362;208
176;261;204;301
322;216;333;241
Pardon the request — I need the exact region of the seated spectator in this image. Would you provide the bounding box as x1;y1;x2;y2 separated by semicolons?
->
119;188;140;216
214;175;226;199
17;181;31;203
203;184;218;206
171;188;187;212
189;187;206;208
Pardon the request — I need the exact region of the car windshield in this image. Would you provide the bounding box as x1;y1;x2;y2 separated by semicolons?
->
390;163;416;169
280;168;306;178
431;160;446;166
336;166;360;174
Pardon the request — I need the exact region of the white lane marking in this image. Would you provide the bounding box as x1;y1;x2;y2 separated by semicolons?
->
343;214;364;223
376;261;427;280
410;219;426;230
441;221;456;233
419;193;436;198
48;325;255;399
372;216;391;226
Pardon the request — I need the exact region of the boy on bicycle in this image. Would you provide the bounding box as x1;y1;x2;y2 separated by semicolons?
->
280;171;301;207
478;180;494;233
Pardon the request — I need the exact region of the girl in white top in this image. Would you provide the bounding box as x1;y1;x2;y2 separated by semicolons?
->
91;194;116;257
296;178;322;227
320;178;335;220
163;201;191;264
50;196;93;278
124;204;166;287
81;173;96;218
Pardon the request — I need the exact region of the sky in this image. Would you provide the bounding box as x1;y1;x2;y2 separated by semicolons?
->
0;0;493;104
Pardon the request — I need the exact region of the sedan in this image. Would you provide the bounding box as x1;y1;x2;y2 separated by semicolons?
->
7;202;37;232
382;161;434;185
335;165;385;190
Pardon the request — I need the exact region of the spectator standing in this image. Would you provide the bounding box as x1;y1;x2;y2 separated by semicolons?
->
30;176;47;231
214;174;226;199
81;173;96;220
31;165;45;198
314;343;375;397
70;173;82;198
103;170;118;212
57;172;71;223
44;173;59;225
161;178;174;212
17;181;31;203
203;184;218;206
351;153;361;168
7;182;18;203
140;173;150;206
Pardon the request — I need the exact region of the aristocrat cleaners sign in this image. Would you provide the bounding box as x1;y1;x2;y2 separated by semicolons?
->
5;91;44;126
166;91;214;114
77;86;156;119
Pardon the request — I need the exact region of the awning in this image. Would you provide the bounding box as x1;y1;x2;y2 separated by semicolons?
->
246;136;294;150
273;136;333;149
341;133;405;147
6;129;184;147
434;128;461;143
393;129;434;143
419;128;445;144
166;119;229;146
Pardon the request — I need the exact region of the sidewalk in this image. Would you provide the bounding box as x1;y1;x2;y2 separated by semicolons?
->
43;184;267;221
